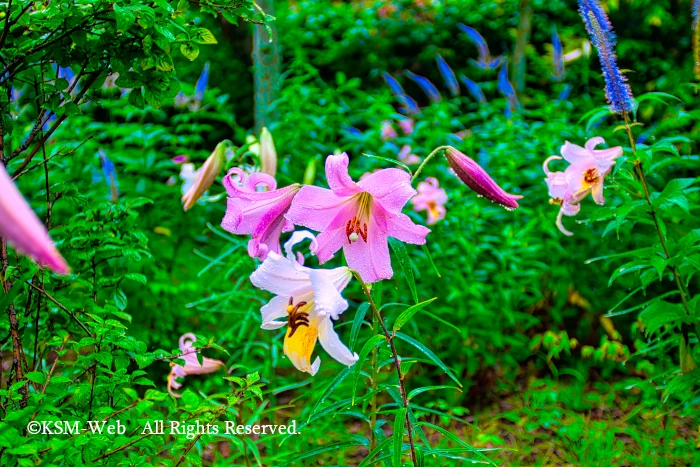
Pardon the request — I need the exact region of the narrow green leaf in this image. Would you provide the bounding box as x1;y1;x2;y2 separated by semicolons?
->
388;238;418;304
357;437;393;467
407;385;461;400
393;298;437;332
393;408;406;467
350;302;370;351
394;332;462;387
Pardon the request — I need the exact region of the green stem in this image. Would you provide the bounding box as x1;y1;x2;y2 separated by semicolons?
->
411;145;451;183
369;306;379;450
622;113;699;341
351;272;418;467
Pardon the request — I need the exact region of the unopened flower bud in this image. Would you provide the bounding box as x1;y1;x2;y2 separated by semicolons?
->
181;140;232;211
444;147;522;210
259;127;277;177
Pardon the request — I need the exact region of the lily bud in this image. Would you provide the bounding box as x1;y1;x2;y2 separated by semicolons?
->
0;164;69;274
303;157;316;185
444;147;522;210
181;140;232;211
259;127;277;177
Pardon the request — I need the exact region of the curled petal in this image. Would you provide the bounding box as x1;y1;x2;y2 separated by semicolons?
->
325;153;360;197
260;295;290;330
542;155;562;176
284;231;318;261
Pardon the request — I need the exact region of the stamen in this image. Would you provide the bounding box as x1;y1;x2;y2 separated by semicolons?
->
584;168;599;184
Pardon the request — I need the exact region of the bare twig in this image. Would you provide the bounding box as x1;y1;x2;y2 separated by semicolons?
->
25;281;92;336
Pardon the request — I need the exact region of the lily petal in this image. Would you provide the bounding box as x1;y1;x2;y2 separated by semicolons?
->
325;153;361;197
344;221;392;283
318;318;359;366
357;168;417;213
284;322;320;375
310;269;350;319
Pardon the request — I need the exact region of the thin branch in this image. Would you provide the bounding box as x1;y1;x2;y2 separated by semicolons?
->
25;281;93;336
352;271;418;467
12;72;101;179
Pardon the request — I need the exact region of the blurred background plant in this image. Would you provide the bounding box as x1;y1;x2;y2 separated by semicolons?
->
1;0;699;465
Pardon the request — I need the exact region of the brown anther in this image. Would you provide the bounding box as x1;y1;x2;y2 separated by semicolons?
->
584;168;599;184
286;297;310;338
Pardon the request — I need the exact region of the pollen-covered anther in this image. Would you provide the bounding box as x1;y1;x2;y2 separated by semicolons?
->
345;216;368;243
549;198;563;206
584;168;599;184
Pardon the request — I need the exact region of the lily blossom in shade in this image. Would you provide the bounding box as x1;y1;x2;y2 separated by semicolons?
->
250;231;358;375
398;145;421;165
286;153;430;283
182;140;231;211
445;147;522;210
412;177;448;225
542;136;623;236
0;163;69;274
398;119;414;135
167;333;225;398
221;168;300;261
381;121;398;140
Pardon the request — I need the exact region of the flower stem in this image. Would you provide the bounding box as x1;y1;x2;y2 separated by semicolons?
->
352;272;418;467
622;112;699;341
411;145;452;183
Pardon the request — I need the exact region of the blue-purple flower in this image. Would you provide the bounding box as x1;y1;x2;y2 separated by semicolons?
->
458;24;503;69
435;54;460;97
403;71;441;103
578;0;634;114
552;26;565;81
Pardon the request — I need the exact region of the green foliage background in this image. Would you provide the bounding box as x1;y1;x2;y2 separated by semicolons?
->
0;0;699;465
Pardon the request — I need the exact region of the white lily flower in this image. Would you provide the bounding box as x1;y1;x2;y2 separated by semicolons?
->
250;231;358;375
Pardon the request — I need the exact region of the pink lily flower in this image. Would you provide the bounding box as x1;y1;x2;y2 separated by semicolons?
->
381;121;398;140
412;177;448;225
286;153;430;283
398;145;421;165
250;231;357;375
445;147;523;210
0;164;69;274
543;137;622;236
398;119;414;136
221;168;300;261
167;333;225;398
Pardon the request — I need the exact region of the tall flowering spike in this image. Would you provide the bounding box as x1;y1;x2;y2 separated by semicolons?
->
458;24;503;69
0;163;69;274
552;26;565;81
286;153;430;283
221;168;300;261
497;63;517;103
259;127;277;177
191;62;210;111
381;71;405;96
693;0;700;80
435;54;460;97
412;177;448;225
578;0;634;114
444;147;523;210
181;140;231;211
167;333;225;398
459;75;487;103
397;94;420;115
403;71;442;103
250;231;358;375
542;137;623;236
99;149;119;203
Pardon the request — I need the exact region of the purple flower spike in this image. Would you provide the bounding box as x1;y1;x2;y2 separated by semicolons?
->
435;54;460;97
459;24;503;69
381;71;405;96
445;147;522;210
403;70;442;103
459;75;486;103
552;26;565;81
